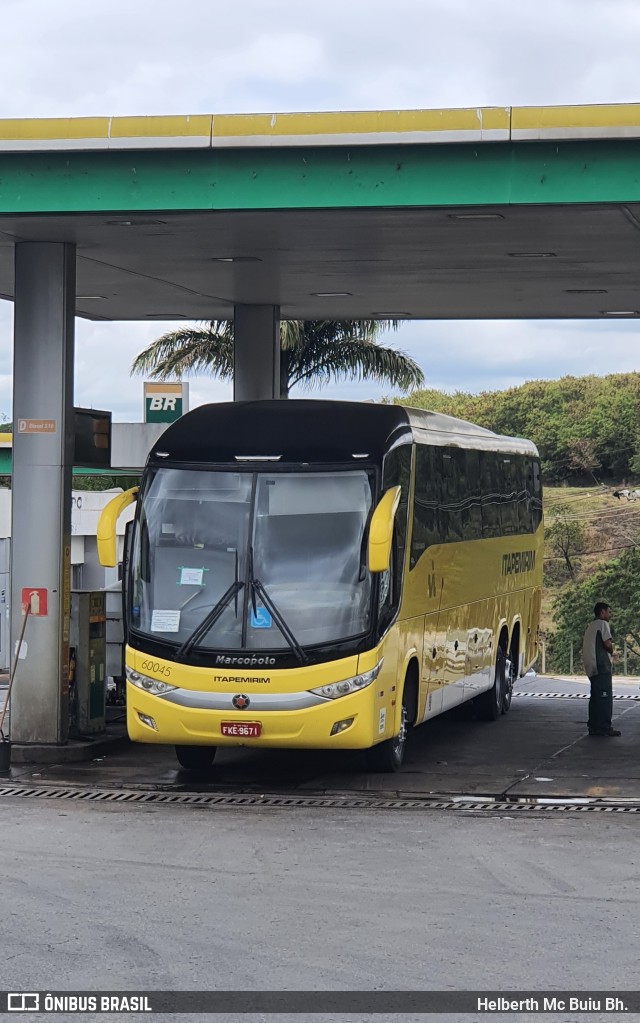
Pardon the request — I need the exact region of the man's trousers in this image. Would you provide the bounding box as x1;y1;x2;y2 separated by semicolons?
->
588;672;613;734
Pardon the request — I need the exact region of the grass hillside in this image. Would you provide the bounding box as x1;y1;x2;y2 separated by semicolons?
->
542;484;640;654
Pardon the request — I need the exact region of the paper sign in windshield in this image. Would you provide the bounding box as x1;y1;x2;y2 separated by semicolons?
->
151;609;181;632
180;567;204;586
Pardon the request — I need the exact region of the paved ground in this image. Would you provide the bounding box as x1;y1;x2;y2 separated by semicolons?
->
3;675;640;800
1;796;639;1023
3;675;640;1021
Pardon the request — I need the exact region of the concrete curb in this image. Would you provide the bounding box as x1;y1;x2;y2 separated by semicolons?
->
9;726;129;764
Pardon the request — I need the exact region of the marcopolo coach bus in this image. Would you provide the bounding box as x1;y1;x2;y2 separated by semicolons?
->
98;400;543;772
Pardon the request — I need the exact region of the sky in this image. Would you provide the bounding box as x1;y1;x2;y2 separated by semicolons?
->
1;0;640;420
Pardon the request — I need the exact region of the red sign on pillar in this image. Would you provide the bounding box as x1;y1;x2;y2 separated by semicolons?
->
22;588;48;616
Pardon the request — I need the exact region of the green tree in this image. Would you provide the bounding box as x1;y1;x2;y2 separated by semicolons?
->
566;438;601;482
547;547;640;674
73;475;136;491
402;372;640;483
629;436;640;476
132;319;424;397
545;505;589;581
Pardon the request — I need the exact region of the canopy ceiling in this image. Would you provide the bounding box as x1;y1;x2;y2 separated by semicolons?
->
2;104;640;322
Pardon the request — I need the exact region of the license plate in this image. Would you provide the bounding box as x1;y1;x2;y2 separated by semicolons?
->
221;721;262;738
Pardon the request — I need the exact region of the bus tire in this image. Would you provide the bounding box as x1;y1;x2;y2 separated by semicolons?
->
365;702;409;773
175;745;217;771
476;647;506;722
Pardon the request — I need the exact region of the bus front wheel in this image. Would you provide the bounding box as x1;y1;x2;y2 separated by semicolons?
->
175;745;217;771
365;703;408;773
476;647;506;722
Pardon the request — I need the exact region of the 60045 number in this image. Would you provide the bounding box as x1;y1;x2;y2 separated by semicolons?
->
140;660;172;678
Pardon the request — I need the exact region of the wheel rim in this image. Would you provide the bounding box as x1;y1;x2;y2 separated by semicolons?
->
392;705;408;759
495;658;504;704
505;658;514;701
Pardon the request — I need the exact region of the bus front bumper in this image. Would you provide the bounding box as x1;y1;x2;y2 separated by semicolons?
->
126;681;383;750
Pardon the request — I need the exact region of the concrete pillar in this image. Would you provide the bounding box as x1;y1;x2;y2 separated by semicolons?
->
10;242;75;745
233;304;281;400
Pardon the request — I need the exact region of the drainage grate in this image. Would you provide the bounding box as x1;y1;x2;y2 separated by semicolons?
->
514;692;640;700
0;784;639;814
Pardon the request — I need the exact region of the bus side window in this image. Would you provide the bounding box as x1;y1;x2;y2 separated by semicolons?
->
500;457;519;536
520;457;534;534
410;446;441;568
462;449;483;540
441;449;463;542
531;459;543;531
480;451;502;538
522;456;542;534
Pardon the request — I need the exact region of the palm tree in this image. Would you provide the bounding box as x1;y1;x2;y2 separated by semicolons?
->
131;319;424;397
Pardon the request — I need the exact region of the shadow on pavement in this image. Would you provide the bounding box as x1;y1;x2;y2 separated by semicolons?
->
5;679;640;800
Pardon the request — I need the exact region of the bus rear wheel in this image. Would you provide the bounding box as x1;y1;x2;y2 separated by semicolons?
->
175;745;217;771
365;703;408;773
476;647;506;722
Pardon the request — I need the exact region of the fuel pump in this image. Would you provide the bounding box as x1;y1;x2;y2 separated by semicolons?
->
69;591;107;735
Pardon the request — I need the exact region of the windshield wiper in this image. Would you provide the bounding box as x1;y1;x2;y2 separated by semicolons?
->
174;580;244;660
248;547;308;665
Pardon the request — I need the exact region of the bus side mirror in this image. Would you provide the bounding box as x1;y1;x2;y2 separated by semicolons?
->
97;487;139;567
367;486;401;573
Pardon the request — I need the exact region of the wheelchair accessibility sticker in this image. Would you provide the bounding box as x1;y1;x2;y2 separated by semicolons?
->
250;606;272;629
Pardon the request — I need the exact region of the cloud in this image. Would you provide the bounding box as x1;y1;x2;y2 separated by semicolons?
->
2;299;638;418
74;318;232;420
396;319;640;394
2;0;640;415
0;304;232;420
4;0;640;117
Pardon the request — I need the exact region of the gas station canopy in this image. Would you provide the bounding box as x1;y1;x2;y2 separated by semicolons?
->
5;101;640;748
2;103;640;321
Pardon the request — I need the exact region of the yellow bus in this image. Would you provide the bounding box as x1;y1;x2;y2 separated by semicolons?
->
98;400;543;772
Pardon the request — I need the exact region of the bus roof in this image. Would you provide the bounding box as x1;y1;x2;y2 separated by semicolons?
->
150;400;538;466
403;406;538;455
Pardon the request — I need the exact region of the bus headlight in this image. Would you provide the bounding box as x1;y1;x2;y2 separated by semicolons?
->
126;666;177;697
310;660;383;700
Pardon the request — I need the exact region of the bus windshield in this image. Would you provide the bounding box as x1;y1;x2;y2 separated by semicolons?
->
130;467;374;653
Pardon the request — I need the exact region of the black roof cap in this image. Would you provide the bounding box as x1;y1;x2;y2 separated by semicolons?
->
150;399;412;465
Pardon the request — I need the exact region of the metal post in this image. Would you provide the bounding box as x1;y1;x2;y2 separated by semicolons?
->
569;640;574;675
10;242;75;745
541;639;546;675
233;305;281;400
624;638;628;675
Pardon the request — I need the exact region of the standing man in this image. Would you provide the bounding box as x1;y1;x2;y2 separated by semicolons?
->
582;602;620;737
